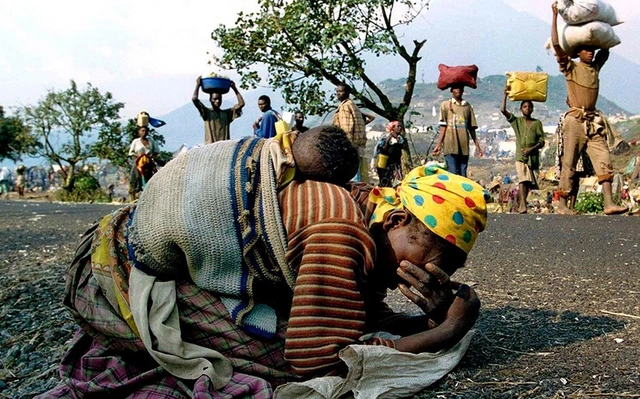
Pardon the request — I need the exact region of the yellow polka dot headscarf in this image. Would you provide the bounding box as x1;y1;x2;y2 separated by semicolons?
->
369;165;489;254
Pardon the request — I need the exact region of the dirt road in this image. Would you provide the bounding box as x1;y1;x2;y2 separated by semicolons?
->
1;199;638;398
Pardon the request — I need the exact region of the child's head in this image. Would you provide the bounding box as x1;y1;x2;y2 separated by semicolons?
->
291;125;359;185
573;45;596;63
520;100;534;117
450;85;465;101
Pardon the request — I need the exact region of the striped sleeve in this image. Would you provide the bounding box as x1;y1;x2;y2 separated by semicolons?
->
280;180;377;378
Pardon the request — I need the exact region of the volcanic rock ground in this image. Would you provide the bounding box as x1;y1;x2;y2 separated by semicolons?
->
1;199;639;398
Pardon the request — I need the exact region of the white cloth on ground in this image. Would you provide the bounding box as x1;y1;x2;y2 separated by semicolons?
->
274;330;476;399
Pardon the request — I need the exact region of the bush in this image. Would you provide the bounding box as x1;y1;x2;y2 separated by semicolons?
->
574;192;604;214
55;173;110;203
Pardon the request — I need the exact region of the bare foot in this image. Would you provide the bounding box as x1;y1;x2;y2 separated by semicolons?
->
604;205;628;215
556;206;578;215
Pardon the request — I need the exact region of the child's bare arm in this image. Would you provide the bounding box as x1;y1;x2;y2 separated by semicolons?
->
551;2;569;63
501;87;512;119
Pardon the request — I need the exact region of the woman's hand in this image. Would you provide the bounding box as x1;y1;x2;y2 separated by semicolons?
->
396;261;454;324
444;282;480;331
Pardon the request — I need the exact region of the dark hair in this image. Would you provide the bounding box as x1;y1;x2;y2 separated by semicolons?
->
336;83;351;95
258;95;271;106
520;100;534;109
292;125;359;185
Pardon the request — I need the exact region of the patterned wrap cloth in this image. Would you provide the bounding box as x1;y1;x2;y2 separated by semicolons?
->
369;165;490;254
386;120;401;132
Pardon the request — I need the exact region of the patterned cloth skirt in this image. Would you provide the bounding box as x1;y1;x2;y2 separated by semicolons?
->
36;207;297;399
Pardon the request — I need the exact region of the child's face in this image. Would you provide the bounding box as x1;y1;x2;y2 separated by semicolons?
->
451;87;464;101
521;102;533;117
577;47;595;64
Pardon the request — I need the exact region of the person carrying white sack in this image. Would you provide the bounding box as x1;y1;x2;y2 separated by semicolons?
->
550;1;627;216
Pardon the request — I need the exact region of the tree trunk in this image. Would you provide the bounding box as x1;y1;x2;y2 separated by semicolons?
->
63;163;76;192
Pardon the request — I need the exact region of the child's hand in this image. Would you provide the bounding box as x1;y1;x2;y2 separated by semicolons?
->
397;261;455;324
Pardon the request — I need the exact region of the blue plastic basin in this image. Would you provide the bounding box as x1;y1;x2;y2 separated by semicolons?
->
201;77;231;94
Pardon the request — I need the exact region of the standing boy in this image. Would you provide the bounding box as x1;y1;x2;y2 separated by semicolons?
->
192;76;245;144
500;88;546;213
433;85;483;177
551;1;627;215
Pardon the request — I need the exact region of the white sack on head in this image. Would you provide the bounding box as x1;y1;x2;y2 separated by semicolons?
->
545;20;621;56
557;0;623;26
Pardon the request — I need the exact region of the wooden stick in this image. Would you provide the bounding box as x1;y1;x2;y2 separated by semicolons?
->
600;310;640;320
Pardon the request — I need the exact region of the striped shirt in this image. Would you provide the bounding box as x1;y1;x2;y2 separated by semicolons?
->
279;180;393;378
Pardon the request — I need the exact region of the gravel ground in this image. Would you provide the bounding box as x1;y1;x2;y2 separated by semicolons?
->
1;198;639;398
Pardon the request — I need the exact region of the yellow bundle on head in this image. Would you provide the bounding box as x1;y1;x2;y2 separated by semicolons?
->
506;72;548;102
369;165;489;254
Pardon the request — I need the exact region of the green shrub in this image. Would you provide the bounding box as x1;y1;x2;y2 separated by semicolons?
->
55;173;110;203
574;192;604;214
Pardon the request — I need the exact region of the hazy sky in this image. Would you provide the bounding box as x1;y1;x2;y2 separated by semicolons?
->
1;0;637;117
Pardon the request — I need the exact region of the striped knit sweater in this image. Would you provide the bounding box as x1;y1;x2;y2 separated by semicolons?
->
279;180;394;378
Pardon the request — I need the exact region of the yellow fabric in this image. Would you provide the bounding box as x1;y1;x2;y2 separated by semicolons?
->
272;130;298;188
369;165;489;254
91;214;140;337
116;288;140;337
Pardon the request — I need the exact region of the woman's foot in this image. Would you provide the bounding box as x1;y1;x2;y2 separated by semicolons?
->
604;205;628;215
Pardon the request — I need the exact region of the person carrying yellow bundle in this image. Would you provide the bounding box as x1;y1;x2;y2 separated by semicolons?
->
500;84;545;213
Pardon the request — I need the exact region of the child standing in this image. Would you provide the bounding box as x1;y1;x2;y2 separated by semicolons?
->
500;87;545;214
433;85;483;177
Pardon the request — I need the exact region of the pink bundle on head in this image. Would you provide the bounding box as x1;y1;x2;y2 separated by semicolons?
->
386;121;401;133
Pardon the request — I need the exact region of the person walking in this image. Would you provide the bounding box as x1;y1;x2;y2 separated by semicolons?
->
500;88;545;213
551;1;627;215
432;85;483;177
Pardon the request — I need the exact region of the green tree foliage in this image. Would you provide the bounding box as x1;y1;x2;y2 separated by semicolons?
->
0;106;39;161
212;0;429;123
93;119;172;171
22;80;124;191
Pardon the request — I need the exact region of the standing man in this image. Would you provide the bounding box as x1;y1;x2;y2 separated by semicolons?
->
292;111;309;133
253;95;280;139
192;76;245;144
333;83;368;182
551;1;627;215
432;85;483;177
